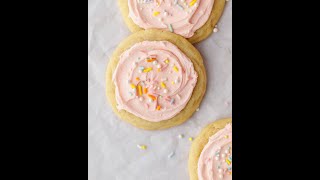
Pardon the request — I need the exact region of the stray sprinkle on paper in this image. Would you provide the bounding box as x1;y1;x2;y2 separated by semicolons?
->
178;134;184;138
137;144;147;150
168;24;174;32
168;152;175;158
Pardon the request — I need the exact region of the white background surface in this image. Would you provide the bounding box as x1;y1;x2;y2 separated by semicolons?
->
88;0;232;179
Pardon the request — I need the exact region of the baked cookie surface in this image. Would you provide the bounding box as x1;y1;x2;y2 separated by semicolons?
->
118;0;226;44
189;118;232;180
106;29;206;130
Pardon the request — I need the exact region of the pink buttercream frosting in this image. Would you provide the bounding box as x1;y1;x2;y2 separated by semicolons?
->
198;124;232;180
112;41;198;122
128;0;215;38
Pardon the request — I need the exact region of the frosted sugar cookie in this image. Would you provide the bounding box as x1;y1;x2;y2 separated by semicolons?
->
118;0;226;44
189;118;232;180
106;29;206;130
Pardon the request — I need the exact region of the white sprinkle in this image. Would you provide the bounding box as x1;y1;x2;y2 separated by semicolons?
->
178;134;184;138
196;108;200;111
148;99;153;103
218;169;222;173
157;87;161;90
153;60;158;65
219;174;223;179
168;152;175;158
163;89;168;93
221;153;226;158
213;28;219;33
168;24;174;32
164;11;168;16
176;94;181;99
177;3;184;10
157;64;162;68
139;97;144;101
215;156;219;160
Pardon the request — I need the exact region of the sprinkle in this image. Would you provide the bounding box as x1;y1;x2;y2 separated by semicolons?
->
165;59;169;64
146;58;156;62
137;144;147;150
213;27;219;33
136;77;140;81
143;87;148;94
189;0;197;7
143;67;153;72
224;135;229;139
157;68;161;72
161;77;168;81
130;84;136;89
139;66;145;70
139;97;144;101
163;89;168;93
219;174;223;179
176;3;184;10
176;94;181;99
168;24;174;32
153;11;160;16
168;152;175;158
196;108;200;111
138;85;142;96
178;134;184;138
156;105;161;110
148;98;153;103
173;66;179;72
152;60;158;65
226;158;231;165
148;94;157;101
215;156;219;160
157;87;161;90
171;81;175;84
161;82;166;88
188;137;193;141
170;98;175;105
156;64;161;68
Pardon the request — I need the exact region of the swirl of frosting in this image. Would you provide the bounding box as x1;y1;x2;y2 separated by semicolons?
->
128;0;214;38
112;41;198;122
198;124;232;180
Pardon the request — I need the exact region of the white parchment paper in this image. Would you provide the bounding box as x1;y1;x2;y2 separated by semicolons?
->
88;0;232;179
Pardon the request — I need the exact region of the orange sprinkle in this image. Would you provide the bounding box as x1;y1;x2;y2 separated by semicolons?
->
156;105;161;110
136;77;140;81
146;58;156;62
143;88;148;94
148;94;156;101
138;85;142;96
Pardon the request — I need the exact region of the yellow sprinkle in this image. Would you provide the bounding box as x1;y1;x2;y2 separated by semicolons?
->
138;85;142;96
156;105;161;110
165;59;169;64
153;11;160;16
224;135;229;139
228;172;232;175
173;66;179;72
138;144;147;150
189;0;197;6
171;81;175;84
226;158;231;165
161;82;166;88
130;84;136;89
143;67;153;72
188;137;193;141
136;77;140;81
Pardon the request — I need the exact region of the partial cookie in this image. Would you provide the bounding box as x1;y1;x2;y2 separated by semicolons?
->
118;0;226;44
106;29;207;130
189;118;232;180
